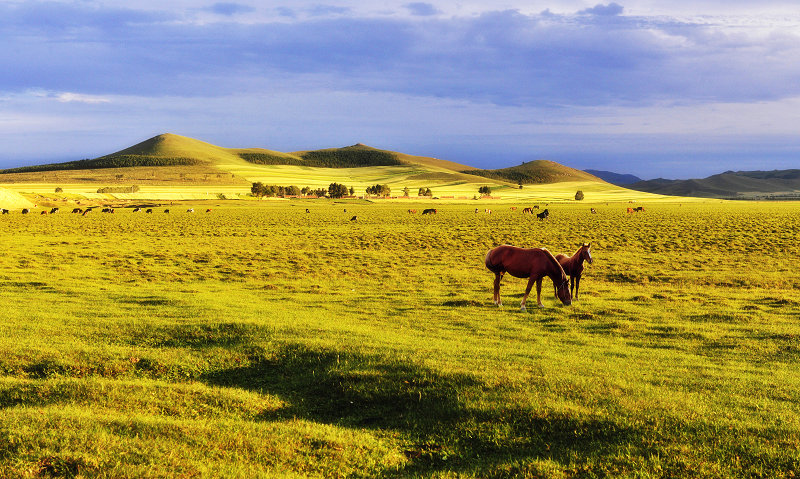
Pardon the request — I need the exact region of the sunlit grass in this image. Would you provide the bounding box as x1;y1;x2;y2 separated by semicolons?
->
0;201;799;477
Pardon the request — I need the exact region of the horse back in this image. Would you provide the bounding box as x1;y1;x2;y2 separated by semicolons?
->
486;245;554;279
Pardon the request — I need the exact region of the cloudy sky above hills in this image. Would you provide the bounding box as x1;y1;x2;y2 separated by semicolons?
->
1;1;799;178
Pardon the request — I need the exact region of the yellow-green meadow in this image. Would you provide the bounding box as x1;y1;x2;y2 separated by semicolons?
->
1;198;798;477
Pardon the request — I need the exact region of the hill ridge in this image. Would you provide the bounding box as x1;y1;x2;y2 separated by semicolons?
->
464;159;603;185
629;169;800;198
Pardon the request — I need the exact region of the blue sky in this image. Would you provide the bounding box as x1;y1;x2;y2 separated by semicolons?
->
1;1;799;178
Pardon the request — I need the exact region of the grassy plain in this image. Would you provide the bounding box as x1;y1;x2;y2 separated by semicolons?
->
1;200;799;477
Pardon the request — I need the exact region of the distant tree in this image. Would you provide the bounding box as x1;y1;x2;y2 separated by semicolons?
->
328;182;349;198
313;188;327;197
285;185;301;196
366;184;391;196
478;185;492;196
349;186;355;196
301;186;312;196
424;187;432;197
418;187;426;196
251;182;267;198
575;190;585;201
403;187;410;197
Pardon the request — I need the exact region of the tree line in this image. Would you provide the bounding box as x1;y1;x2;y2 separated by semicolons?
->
251;182;436;198
250;182;354;198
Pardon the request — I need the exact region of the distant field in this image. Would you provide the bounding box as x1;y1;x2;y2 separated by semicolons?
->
1;166;691;204
1;200;798;477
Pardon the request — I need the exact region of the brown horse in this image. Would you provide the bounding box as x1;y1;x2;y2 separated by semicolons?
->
485;245;572;310
555;243;592;301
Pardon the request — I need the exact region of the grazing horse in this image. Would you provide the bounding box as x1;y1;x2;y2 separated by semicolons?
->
634;206;644;212
21;208;29;214
536;209;549;220
407;209;417;214
522;207;533;214
1;209;9;214
422;208;437;215
590;208;597;214
71;208;82;214
164;209;170;213
49;207;59;214
350;215;358;221
627;207;634;214
555;243;593;301
145;208;153;213
485;245;571;310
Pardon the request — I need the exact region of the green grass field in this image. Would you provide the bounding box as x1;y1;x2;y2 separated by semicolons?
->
1;200;799;477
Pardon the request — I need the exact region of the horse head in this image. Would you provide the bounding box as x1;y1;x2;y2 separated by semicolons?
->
582;243;593;264
543;249;572;305
555;273;572;305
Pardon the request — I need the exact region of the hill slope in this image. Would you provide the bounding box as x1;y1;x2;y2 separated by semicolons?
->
464;160;603;185
0;187;35;209
584;169;642;186
629;170;800;198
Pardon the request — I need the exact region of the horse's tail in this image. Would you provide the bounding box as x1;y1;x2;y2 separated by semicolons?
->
484;248;504;274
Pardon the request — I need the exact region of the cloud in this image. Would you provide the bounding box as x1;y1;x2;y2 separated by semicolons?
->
579;3;624;16
1;2;799;110
405;3;441;17
56;92;111;104
206;3;256;16
307;5;351;17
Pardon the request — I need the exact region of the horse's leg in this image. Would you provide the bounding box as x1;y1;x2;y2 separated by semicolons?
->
536;277;544;308
574;275;581;300
493;272;503;306
521;276;536;311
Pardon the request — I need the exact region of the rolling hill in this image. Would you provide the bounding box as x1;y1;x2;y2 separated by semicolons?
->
584;169;642;186
0;187;35;209
0;133;685;203
628;170;800;198
464;160;603;184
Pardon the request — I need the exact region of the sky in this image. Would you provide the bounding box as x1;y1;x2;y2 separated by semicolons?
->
1;1;799;179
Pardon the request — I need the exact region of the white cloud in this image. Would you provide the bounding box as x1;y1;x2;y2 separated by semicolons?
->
55;92;111;104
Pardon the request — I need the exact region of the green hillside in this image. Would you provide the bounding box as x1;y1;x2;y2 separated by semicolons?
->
629;169;800;198
0;134;668;203
464;160;603;184
0;187;35;209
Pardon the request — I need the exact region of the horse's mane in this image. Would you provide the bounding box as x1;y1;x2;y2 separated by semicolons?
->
573;243;589;257
538;248;567;277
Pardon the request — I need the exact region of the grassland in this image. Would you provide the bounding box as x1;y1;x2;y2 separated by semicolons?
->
1;199;799;478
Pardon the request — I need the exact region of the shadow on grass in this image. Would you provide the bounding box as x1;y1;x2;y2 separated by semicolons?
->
202;344;645;477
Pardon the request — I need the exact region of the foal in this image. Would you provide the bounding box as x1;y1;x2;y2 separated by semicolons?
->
555;243;593;301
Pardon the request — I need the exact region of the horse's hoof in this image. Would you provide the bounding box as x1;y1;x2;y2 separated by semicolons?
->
537;304;544;308
520;306;526;312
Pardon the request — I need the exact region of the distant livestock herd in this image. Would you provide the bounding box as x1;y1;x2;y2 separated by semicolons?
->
1;205;646;217
1;206;213;215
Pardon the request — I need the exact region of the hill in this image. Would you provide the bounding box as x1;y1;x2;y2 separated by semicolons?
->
0;187;35;209
584;169;642;186
629;169;800;198
464;160;603;185
0;133;675;203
